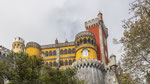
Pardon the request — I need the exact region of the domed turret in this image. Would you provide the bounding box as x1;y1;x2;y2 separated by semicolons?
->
25;42;41;57
12;37;25;53
75;31;97;61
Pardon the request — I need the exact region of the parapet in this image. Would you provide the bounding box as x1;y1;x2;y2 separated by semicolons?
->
26;42;41;50
0;45;10;52
41;42;74;49
13;37;24;44
85;17;99;29
72;59;105;71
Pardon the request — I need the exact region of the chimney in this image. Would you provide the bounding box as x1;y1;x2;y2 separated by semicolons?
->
65;39;68;43
97;11;103;21
55;38;58;44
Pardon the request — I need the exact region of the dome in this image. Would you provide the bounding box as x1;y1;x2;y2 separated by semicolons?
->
75;31;95;40
26;42;41;50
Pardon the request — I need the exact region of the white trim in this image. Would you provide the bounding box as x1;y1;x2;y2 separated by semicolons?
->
99;23;106;66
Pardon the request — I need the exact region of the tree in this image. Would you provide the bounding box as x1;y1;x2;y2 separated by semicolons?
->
120;0;150;83
40;66;84;84
5;53;44;84
1;53;84;84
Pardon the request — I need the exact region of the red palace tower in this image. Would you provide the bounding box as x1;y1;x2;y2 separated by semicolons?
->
85;11;108;65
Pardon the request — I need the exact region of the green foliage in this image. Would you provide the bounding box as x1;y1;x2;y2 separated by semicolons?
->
40;67;84;84
146;72;150;83
0;53;84;84
119;73;140;84
120;0;150;83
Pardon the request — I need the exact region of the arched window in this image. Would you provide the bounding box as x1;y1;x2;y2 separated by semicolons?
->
69;60;72;65
60;61;64;66
49;51;52;56
73;59;76;62
91;40;94;45
68;48;72;54
83;38;87;44
88;38;91;44
60;49;63;55
64;49;67;54
49;62;52;66
53;61;57;66
77;41;80;46
53;50;56;56
65;60;68;65
80;39;83;45
45;51;48;56
72;48;75;53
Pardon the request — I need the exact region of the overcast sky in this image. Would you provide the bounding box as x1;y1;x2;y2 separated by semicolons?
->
0;0;134;61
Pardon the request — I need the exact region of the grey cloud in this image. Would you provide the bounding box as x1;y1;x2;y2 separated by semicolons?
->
0;0;132;61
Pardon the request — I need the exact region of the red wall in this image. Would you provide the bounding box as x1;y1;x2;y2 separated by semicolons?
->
87;24;102;61
87;24;108;64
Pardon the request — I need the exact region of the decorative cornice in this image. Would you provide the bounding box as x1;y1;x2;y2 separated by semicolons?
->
26;42;41;50
75;31;95;40
72;59;105;71
41;42;75;49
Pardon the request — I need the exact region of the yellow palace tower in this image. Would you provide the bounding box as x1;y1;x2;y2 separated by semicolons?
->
75;31;98;61
25;42;41;58
12;37;25;53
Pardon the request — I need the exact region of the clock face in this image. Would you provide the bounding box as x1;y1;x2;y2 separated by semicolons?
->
82;49;89;57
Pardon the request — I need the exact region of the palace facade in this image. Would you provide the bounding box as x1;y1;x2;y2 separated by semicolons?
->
0;12;120;84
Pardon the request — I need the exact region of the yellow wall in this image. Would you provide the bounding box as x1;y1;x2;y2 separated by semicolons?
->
42;45;76;68
26;47;41;57
76;47;97;61
12;42;24;53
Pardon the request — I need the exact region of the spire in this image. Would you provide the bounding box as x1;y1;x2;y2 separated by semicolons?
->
65;39;68;43
55;38;58;44
97;11;103;21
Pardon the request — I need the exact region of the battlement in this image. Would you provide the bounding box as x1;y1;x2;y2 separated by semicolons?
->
72;59;105;71
85;17;99;29
13;37;24;44
0;45;10;52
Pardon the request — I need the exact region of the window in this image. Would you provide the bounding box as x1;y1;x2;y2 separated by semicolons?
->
91;40;94;45
60;61;64;66
69;60;72;65
68;49;72;54
53;50;56;56
73;59;75;62
60;49;63;55
83;38;87;44
65;60;68;65
45;51;48;56
72;48;75;53
88;38;91;44
64;49;67;54
0;52;1;56
49;51;52;56
77;41;80;46
80;39;83;44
